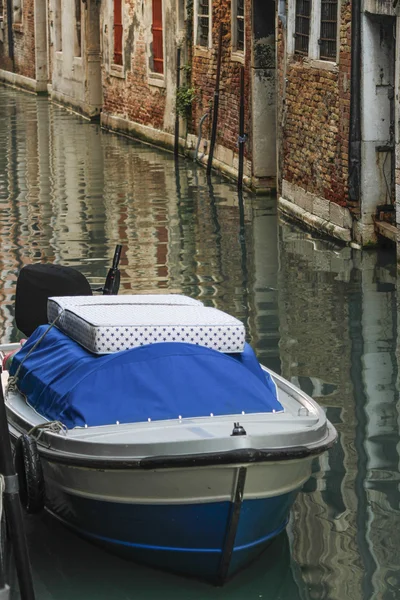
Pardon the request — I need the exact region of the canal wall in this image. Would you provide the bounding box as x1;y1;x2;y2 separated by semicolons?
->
276;0;354;245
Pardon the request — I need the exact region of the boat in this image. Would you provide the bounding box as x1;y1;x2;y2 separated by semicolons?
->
0;254;337;585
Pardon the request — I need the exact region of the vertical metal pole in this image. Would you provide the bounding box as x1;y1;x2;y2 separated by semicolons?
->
237;66;245;193
0;367;35;600
207;24;223;178
174;47;181;157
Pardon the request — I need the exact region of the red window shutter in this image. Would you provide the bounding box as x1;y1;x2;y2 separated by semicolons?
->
114;0;123;65
152;0;163;74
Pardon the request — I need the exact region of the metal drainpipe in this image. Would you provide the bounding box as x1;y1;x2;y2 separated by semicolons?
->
348;0;362;203
194;111;210;161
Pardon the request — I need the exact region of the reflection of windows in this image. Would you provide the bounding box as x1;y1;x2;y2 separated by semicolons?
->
319;0;337;60
294;0;310;56
232;0;244;52
74;0;81;57
152;0;164;74
289;0;339;63
55;0;62;51
195;0;211;48
113;0;123;65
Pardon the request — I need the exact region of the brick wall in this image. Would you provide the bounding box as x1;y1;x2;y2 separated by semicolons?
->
277;0;352;206
0;0;36;79
101;1;169;134
103;39;167;132
101;0;254;165
191;0;252;163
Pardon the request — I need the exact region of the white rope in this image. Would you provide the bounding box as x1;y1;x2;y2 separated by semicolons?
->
28;421;68;440
7;311;64;393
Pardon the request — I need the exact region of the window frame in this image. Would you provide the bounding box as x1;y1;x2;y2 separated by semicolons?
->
287;0;340;65
294;0;311;56
231;0;245;55
151;0;164;75
319;0;338;61
112;0;123;67
54;0;62;53
194;0;212;49
74;0;82;57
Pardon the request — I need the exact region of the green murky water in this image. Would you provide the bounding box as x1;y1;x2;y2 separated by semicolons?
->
1;85;400;600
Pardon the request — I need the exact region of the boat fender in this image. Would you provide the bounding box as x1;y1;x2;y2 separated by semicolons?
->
14;434;45;514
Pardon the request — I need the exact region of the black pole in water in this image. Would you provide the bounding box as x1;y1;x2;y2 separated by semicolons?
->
6;0;14;66
207;24;223;178
0;366;35;600
174;47;181;157
237;66;245;193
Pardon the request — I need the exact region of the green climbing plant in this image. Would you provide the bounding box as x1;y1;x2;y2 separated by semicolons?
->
176;84;196;118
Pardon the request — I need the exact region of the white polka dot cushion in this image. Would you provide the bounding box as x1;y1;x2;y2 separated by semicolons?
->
48;294;203;325
51;301;245;354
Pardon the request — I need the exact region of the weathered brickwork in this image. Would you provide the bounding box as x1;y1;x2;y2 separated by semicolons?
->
277;0;352;207
101;2;169;134
101;0;254;167
191;0;252;162
0;0;36;79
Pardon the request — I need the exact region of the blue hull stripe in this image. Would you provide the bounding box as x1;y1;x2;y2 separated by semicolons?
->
47;507;288;553
45;489;298;580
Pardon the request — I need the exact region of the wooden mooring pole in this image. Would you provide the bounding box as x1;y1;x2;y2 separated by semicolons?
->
237;66;245;193
174;46;181;158
207;24;223;178
0;366;35;600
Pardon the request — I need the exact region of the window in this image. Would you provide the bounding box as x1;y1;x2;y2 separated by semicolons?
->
232;0;244;52
196;0;211;47
55;0;62;51
294;0;311;55
152;0;164;74
113;0;123;65
177;0;185;33
319;0;337;60
288;0;339;63
74;0;81;57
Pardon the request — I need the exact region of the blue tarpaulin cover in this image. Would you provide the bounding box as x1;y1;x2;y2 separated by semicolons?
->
10;325;282;428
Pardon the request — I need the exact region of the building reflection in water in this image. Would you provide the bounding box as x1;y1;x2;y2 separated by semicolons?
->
278;222;400;600
1;85;400;600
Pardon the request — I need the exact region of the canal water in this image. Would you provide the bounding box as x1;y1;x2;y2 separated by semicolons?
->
1;85;399;600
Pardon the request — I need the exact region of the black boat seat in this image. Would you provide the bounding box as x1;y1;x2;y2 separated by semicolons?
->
15;263;92;338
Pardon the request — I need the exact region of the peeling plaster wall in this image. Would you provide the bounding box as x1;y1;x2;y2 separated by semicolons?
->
49;0;102;117
49;0;85;101
360;13;395;241
100;0;178;137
